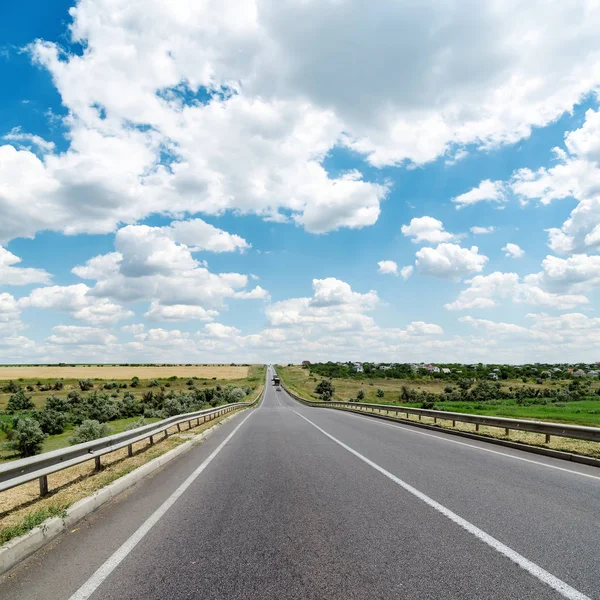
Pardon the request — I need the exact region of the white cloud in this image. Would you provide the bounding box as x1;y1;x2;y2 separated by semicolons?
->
506;108;600;254
232;286;270;300
203;323;242;338
144;302;218;322
459;316;541;339
121;323;145;335
20;284;133;324
445;270;589;311
502;243;525;258
470;226;495;235
405;321;444;336
167;219;250;253
2;1;599;242
0;246;52;285
400;265;414;281
3;127;55;154
415;243;488;281
401;217;459;244
46;325;117;346
452;180;506;209
377;260;398;276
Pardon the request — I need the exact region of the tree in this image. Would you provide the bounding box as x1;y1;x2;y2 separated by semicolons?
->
34;409;67;435
7;388;35;411
2;380;19;393
131;376;140;388
357;389;365;401
69;420;111;445
457;379;473;391
11;418;47;457
315;379;335;401
45;395;71;413
376;389;384;398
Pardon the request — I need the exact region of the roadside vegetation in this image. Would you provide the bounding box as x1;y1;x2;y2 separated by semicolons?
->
278;364;600;427
0;365;265;462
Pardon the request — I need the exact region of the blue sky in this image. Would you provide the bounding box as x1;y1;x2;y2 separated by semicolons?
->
1;0;600;364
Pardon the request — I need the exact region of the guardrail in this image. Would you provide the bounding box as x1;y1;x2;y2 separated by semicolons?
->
283;386;600;445
0;390;262;497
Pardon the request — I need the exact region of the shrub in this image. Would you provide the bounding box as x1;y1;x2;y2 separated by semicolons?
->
69;420;110;445
53;380;64;391
103;381;118;390
26;385;34;392
131;376;140;388
10;418;47;457
2;380;19;393
149;379;159;387
315;379;335;400
226;387;246;403
7;389;35;411
376;389;384;398
80;392;119;422
120;392;142;418
78;379;94;391
357;389;365;401
163;398;183;417
34;409;67;435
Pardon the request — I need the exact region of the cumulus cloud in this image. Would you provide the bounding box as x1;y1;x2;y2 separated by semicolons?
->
401;217;459;244
400;265;414;281
502;243;525;258
20;284;133;324
46;325;117;346
0;246;52;285
377;260;398;276
1;1;599;242
445;270;589;311
415;243;488;281
452;180;506;209
470;226;495;235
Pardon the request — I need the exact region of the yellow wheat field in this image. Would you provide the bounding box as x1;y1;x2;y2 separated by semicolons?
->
0;365;249;380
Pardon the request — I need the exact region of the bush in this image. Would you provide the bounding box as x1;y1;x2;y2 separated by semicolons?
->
315;379;335;401
10;418;47;457
69;420;111;445
79;392;119;423
357;389;365;401
120;392;142;418
226;387;246;403
34;409;67;435
376;389;384;398
163;398;183;417
2;380;19;393
53;380;64;391
131;376;140;388
149;379;159;388
78;379;94;391
7;389;35;411
103;381;118;390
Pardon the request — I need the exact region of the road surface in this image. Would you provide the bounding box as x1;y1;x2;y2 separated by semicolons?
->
1;366;598;599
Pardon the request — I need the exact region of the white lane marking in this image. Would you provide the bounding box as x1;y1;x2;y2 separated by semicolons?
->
293;410;591;600
300;401;600;482
68;411;255;600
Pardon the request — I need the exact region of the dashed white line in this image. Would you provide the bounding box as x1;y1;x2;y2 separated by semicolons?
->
293;410;591;600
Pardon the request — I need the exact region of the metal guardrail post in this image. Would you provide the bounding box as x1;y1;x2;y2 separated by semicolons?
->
39;475;48;497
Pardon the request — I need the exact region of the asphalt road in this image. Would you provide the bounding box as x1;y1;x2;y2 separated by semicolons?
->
1;366;599;599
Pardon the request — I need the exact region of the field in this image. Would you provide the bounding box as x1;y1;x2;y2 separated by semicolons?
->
278;365;600;427
0;365;249;380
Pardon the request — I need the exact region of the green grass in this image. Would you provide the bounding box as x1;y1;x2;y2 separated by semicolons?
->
0;504;69;545
278;366;600;427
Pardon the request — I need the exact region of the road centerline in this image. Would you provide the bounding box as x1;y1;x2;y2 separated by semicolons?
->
292;409;591;600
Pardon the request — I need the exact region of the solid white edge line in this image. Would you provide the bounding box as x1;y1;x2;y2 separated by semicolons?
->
313;402;600;481
293;410;591;600
68;410;255;600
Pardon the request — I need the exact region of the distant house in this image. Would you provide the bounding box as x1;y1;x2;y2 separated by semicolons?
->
573;369;586;378
426;365;440;373
488;373;499;380
441;368;451;374
540;370;552;378
587;370;599;377
352;362;364;373
552;367;562;372
302;361;311;366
